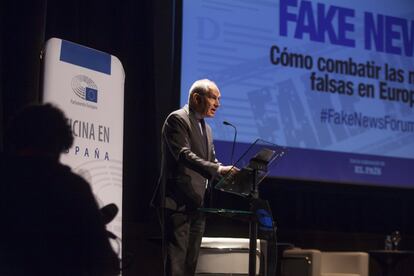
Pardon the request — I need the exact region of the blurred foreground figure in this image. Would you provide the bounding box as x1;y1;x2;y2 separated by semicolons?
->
0;104;119;276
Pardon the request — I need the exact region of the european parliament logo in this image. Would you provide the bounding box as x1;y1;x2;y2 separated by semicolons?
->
71;75;98;103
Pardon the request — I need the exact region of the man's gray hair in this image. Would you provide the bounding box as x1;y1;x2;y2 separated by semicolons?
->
188;79;217;106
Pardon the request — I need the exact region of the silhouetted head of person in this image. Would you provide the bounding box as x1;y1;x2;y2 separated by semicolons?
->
6;103;73;160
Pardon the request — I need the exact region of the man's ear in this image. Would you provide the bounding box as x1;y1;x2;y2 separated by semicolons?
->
195;93;204;106
193;93;199;105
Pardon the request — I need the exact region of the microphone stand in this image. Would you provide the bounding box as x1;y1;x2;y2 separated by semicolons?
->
223;121;237;164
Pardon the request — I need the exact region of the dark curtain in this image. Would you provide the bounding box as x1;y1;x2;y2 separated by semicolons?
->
1;0;47;145
1;0;171;274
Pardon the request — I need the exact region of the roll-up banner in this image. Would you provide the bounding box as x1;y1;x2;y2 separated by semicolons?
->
42;38;124;253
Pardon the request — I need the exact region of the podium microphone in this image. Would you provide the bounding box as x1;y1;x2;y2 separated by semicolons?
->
223;120;237;164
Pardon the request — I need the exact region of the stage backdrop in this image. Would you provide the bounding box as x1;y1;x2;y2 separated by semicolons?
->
179;0;414;188
42;38;125;252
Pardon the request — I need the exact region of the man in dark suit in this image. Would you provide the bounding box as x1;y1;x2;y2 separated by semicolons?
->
154;79;235;276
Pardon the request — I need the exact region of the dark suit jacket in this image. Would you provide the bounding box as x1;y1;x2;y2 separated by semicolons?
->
154;105;220;211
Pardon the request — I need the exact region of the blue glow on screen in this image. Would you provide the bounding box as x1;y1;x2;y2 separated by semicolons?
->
180;0;414;188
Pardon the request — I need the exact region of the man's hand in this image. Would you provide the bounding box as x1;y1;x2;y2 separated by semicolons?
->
218;165;239;176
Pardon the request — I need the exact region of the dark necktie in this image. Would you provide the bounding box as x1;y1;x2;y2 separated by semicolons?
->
199;119;208;156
